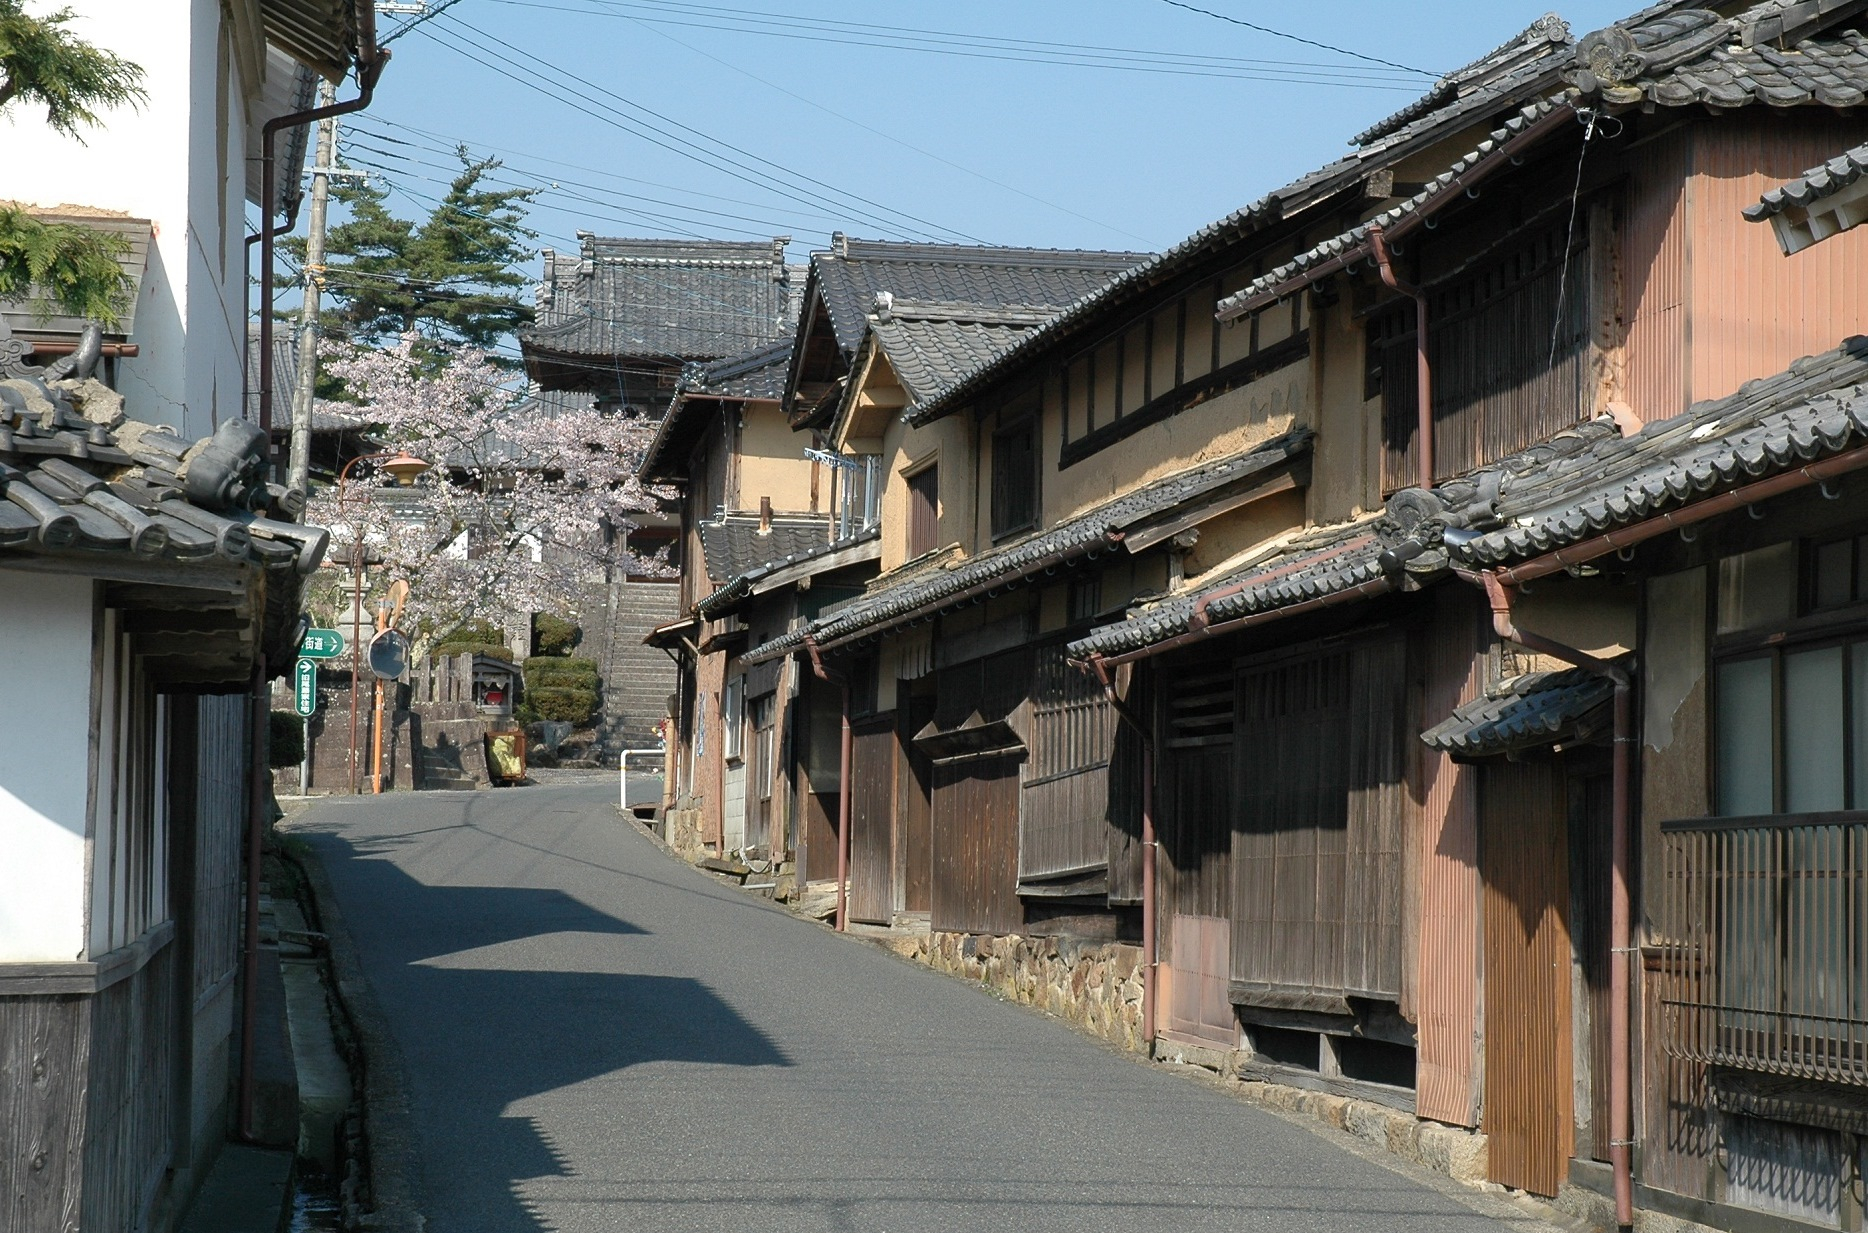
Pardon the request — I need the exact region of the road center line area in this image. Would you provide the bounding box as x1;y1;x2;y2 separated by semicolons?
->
289;783;1568;1233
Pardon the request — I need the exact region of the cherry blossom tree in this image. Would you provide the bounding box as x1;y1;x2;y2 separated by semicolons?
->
303;335;670;639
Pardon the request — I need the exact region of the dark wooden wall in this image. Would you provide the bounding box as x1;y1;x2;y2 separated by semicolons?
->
848;715;897;924
931;752;1024;936
896;698;934;915
1230;635;1408;1010
1020;644;1117;884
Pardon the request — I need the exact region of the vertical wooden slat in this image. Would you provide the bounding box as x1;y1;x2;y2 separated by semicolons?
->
1481;759;1574;1198
848;714;897;924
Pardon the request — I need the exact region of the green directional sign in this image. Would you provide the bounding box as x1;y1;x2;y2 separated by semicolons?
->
299;627;347;659
293;658;318;718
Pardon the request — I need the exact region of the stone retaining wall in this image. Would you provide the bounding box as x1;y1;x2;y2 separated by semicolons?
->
883;931;1146;1054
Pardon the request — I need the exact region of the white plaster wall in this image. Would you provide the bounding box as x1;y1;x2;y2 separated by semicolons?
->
0;0;254;439
0;572;96;961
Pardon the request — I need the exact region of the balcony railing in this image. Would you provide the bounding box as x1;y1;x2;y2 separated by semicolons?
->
1656;814;1868;1086
808;449;881;541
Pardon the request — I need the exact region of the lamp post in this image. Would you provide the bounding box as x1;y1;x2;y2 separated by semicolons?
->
334;450;430;794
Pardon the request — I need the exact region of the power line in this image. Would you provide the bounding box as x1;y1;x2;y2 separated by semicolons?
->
425;12;989;243
608;10;1157;246
485;0;1422;87
1154;1;1438;77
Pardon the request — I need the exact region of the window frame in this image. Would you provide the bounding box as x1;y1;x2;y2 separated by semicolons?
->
905;459;940;559
722;675;744;763
989;415;1039;542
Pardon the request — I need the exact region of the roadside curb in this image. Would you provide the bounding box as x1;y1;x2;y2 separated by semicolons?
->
287;830;428;1233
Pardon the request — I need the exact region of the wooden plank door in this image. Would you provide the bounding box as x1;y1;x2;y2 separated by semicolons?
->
930;752;1023;936
897;697;935;914
848;715;897;924
1481;759;1574;1197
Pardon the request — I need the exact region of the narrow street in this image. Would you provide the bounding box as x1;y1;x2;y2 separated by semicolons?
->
289;782;1564;1233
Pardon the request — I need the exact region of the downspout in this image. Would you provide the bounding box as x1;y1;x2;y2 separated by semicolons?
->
258;5;389;443
1461;568;1633;1229
1368;223;1433;492
805;635;853;933
1087;654;1156;1047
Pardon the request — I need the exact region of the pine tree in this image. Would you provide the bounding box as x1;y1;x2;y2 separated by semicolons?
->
0;1;145;323
288;149;538;361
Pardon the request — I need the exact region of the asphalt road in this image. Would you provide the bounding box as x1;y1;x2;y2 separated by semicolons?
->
291;782;1563;1233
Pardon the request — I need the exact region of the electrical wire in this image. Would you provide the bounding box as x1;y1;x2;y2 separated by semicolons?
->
485;0;1423;87
1154;0;1438;77
422;13;987;243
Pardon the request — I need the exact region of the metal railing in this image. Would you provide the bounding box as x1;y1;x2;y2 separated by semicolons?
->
1656;815;1868;1086
619;746;666;813
807;449;881;541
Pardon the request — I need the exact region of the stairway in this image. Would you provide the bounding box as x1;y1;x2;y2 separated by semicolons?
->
416;743;478;791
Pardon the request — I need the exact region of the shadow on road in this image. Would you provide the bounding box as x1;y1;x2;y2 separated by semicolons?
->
308;827;792;1232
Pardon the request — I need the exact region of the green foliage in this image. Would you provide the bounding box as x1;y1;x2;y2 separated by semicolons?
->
532;612;581;657
0;207;132;324
523;655;597;687
282;150;537;363
438;619;504;646
0;3;143;324
525;685;596;725
432;641;513;662
0;2;145;139
269;711;305;769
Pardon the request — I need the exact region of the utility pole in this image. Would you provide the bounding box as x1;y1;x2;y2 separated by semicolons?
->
287;78;339;495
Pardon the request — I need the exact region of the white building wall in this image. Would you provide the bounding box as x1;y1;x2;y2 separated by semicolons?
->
0;572;96;962
0;0;255;440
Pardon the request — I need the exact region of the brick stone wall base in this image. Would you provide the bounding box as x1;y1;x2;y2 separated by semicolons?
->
882;931;1146;1054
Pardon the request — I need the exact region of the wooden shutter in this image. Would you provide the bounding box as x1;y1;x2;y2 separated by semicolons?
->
908;464;939;557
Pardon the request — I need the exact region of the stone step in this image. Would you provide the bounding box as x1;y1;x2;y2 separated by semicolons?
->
420;773;477;791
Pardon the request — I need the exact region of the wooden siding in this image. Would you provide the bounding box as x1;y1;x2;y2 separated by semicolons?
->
1378;220;1592;491
0;995;87;1231
1159;663;1234;968
193;695;246;1003
930;752;1024;936
1164;914;1235;1048
848;715;897;925
1621;126;1691;424
1021;644;1117;883
897;698;935;914
80;948;176;1232
1481;760;1573;1198
1416;594;1484;1127
1569;771;1614;1162
1231;635;1408;1009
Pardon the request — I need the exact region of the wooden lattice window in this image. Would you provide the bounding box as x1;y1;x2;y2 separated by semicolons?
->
991;418;1038;539
907;463;939;558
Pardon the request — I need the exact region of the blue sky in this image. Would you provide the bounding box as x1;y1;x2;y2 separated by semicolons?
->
332;1;1642;266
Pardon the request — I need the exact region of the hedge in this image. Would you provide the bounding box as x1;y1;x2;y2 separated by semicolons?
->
433;641;514;662
269;711;305;768
533;612;582;656
526;685;597;725
524;655;598;688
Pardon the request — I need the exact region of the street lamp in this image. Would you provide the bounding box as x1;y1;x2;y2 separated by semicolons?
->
335;450;431;794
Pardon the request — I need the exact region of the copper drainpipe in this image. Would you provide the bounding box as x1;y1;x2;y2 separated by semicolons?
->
805;635;853;932
1368;222;1433;492
1462;568;1633;1227
1087;655;1156;1044
258;5;388;440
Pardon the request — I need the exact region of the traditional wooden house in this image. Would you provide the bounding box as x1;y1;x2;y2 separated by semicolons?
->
0;0;369;1224
743;2;1868;1227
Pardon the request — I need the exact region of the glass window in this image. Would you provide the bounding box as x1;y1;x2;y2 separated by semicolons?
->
1717;656;1775;816
1783;646;1845;813
723;677;744;761
1717;543;1797;635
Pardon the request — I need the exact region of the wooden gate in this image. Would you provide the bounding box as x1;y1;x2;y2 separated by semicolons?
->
848;715;897;924
1481;759;1573;1197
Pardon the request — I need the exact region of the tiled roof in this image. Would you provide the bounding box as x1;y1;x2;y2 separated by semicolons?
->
745;430;1311;663
1419;668;1616;756
521;235;794;363
807;239;1149;356
639;339;795;480
1746;140;1868;220
698;512;831;582
1071;336;1868;662
694;524;881;619
0;333;328;584
868;300;1053;406
1064;520;1388;661
1221;4;1868;321
1350;13;1574;148
1455;337;1868;566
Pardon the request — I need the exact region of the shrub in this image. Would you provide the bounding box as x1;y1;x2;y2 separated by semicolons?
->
269;711;305;768
438;619;504;645
524;655;598;689
533;612;581;656
527;685;597;725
